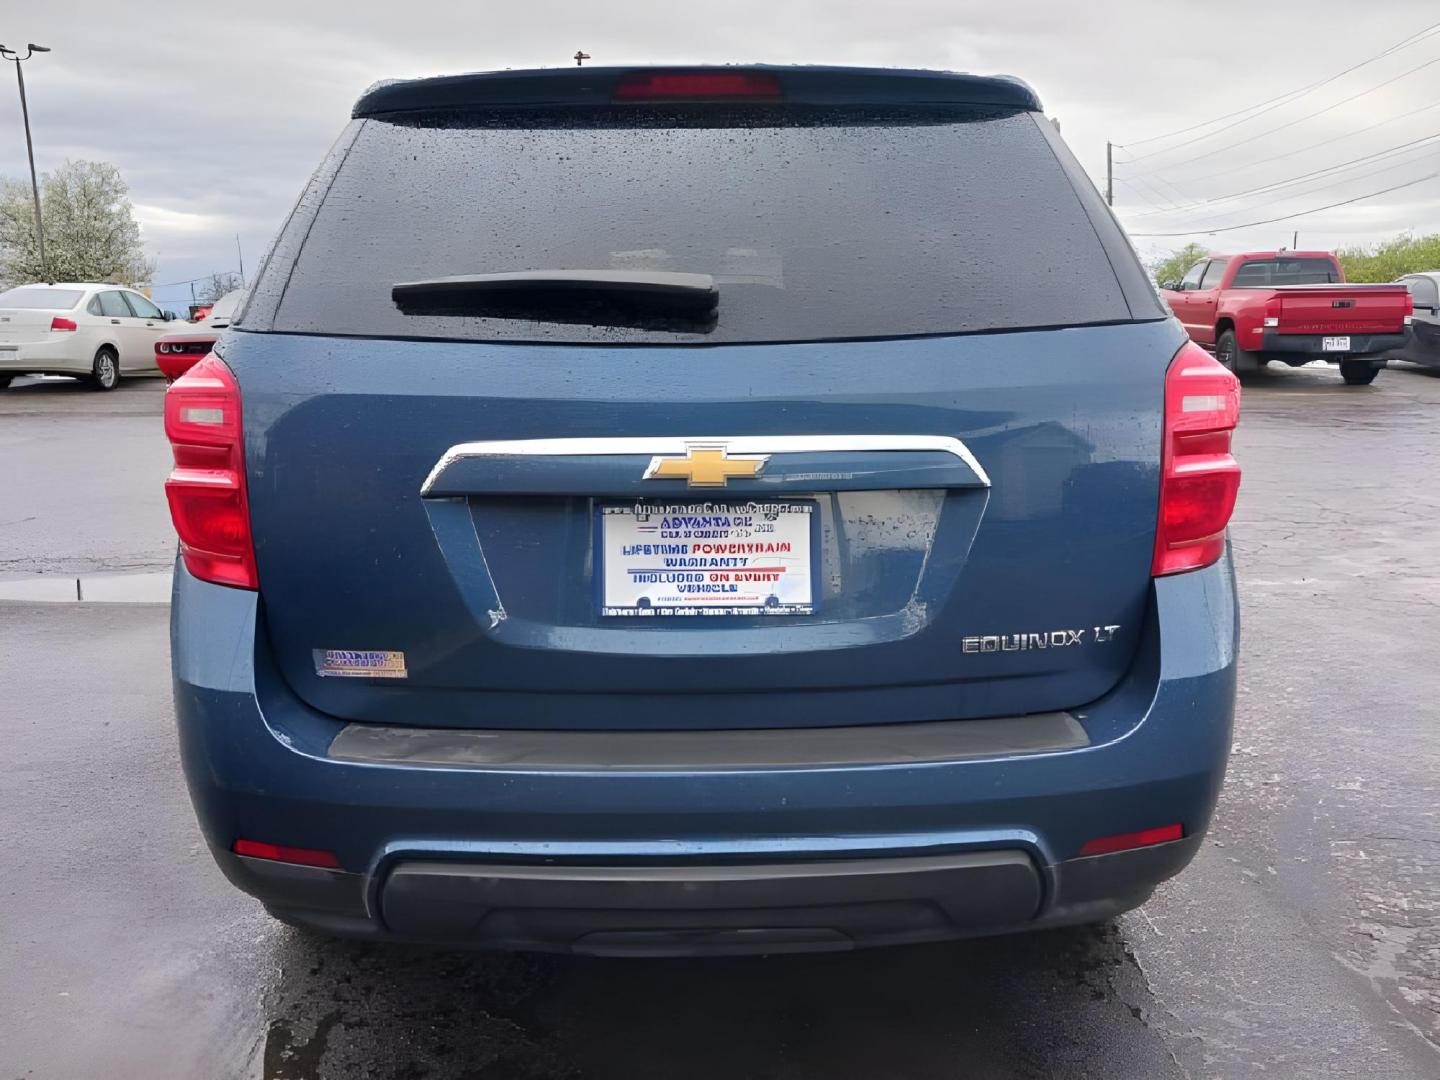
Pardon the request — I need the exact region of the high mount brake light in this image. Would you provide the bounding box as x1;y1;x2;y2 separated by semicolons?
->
1152;342;1241;577
613;71;782;102
163;354;257;589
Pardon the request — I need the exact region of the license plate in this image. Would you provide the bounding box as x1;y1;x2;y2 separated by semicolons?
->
1322;336;1351;352
598;500;817;616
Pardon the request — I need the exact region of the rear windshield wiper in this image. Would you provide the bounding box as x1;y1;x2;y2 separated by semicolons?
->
392;270;719;330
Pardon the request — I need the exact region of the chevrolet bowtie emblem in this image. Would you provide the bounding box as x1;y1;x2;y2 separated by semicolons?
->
643;444;769;488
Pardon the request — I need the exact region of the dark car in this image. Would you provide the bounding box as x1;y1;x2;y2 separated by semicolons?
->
1391;273;1440;369
165;65;1241;955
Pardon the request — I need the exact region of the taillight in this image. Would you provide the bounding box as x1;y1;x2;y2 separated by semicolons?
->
1152;342;1241;577
614;70;782;101
50;316;77;331
163;354;257;589
1404;292;1414;326
1262;296;1281;328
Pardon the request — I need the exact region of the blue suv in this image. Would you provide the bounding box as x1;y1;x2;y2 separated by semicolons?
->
166;66;1240;955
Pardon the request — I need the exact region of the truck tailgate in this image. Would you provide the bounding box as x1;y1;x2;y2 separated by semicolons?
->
1272;285;1410;335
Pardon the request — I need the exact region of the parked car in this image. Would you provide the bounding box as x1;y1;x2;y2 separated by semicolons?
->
154;289;245;382
167;65;1242;955
1159;252;1412;385
1388;273;1440;369
0;282;177;390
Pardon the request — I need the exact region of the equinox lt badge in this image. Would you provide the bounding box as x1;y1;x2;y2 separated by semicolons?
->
962;625;1120;653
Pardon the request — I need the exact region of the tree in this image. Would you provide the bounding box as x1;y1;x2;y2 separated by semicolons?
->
0;160;155;288
1336;233;1440;283
1147;242;1209;288
195;271;243;304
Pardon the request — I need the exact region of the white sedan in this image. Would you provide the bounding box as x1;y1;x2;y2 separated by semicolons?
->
0;282;180;391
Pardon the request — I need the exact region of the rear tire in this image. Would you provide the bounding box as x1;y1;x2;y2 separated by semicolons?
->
1340;359;1379;386
90;347;120;391
1215;329;1255;372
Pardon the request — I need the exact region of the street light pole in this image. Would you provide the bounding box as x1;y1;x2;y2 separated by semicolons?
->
0;44;51;281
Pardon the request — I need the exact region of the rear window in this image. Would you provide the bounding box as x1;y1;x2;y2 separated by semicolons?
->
0;286;83;310
264;107;1136;344
1231;259;1339;287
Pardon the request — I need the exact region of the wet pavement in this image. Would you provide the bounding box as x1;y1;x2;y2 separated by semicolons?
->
2;362;1439;1078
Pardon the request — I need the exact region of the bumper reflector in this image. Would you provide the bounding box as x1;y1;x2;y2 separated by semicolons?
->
232;839;342;869
1079;823;1183;857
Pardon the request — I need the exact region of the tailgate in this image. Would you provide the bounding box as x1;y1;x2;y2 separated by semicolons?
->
225;70;1174;732
234;321;1181;731
1273;286;1410;335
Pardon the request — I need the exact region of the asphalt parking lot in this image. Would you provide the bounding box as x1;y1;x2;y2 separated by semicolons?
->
2;363;1439;1079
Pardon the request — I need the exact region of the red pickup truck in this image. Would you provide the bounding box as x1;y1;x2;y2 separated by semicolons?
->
1159;251;1412;385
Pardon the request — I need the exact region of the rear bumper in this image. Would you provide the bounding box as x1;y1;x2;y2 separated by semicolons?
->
214;837;1201;955
172;552;1238;954
1259;330;1405;361
0;338;90;373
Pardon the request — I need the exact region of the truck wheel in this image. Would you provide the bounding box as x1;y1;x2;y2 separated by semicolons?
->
1340;360;1379;386
1215;329;1244;372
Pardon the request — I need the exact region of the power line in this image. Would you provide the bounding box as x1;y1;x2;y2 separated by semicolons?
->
148;273;216;288
1126;154;1438;234
1123;52;1440;178
1114;177;1177;213
1127;172;1439;237
1146;172;1200;205
1117;20;1440;155
1123;131;1440;218
148;271;240;289
1182;97;1440;186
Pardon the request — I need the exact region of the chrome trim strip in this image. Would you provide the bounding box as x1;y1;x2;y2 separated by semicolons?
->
421;435;990;494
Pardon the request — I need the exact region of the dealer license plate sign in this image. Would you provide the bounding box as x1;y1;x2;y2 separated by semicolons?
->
598;501;817;616
1322;336;1351;352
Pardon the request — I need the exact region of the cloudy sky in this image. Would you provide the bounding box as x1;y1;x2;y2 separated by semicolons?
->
4;0;1438;310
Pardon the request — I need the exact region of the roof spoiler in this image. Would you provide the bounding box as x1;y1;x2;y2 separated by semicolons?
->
352;65;1041;118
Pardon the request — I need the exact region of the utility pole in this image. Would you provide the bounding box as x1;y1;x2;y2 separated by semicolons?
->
1292;230;1299;250
1105;141;1114;207
573;50;590;67
0;43;51;281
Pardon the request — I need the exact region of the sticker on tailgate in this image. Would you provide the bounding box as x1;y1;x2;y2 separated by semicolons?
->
598;501;817;616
